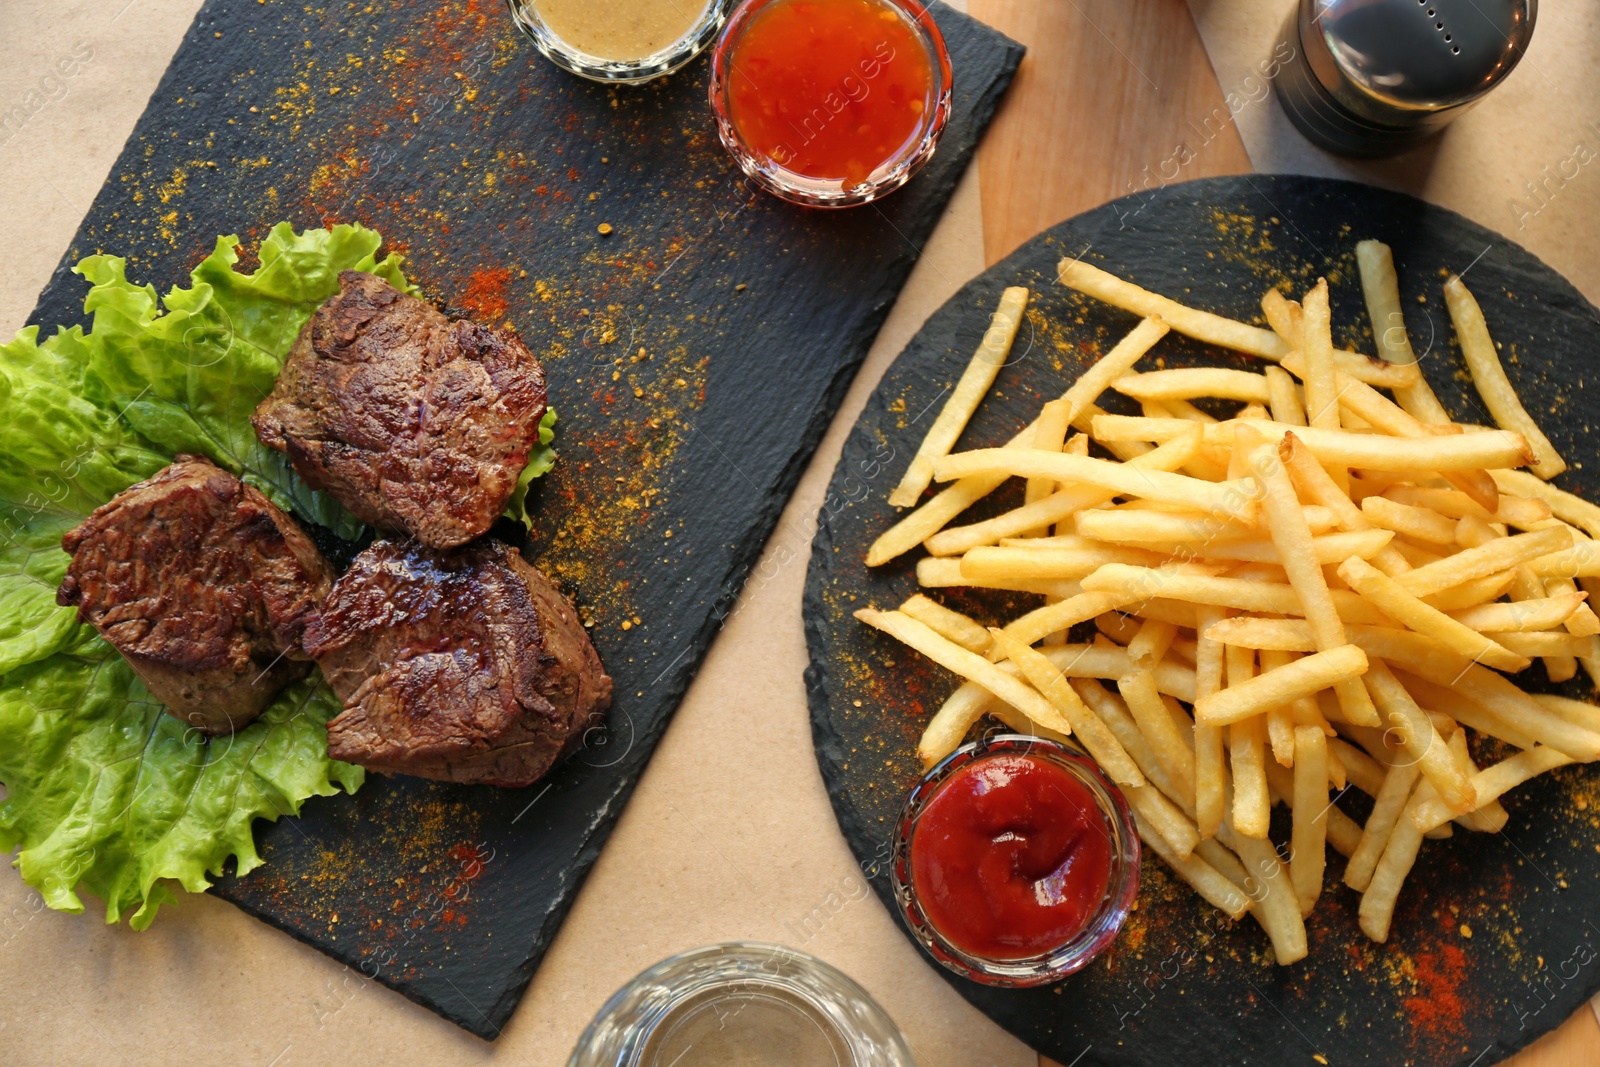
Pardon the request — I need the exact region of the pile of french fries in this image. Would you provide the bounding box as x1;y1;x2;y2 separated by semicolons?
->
856;241;1600;963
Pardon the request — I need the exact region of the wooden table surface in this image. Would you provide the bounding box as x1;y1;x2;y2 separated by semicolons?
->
965;3;1600;1064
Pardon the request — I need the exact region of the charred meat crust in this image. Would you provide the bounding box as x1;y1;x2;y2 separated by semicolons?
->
252;270;549;549
306;538;612;787
57;455;334;736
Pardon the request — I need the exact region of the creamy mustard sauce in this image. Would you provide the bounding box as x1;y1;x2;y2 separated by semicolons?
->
534;0;708;61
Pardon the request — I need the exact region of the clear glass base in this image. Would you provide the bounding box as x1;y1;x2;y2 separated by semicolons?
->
568;943;916;1067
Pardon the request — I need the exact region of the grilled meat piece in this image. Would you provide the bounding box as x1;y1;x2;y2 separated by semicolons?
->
57;455;334;735
252;270;549;549
305;538;612;787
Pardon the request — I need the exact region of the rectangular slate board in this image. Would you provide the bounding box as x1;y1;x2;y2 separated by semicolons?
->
24;0;1022;1040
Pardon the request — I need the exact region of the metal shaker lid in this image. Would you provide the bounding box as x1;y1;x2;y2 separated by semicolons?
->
1304;0;1536;118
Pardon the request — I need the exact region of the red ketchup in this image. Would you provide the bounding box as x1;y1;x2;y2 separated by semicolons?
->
910;753;1114;960
723;0;936;190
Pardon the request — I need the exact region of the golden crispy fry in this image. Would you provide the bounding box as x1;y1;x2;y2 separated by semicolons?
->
898;594;991;654
1225;645;1271;839
916;680;997;767
1396;525;1572;598
996;591;1139;653
1383;485;1548;528
960;543;1163;584
1361;495;1460;546
1230;832;1310;964
1344;759;1421;893
1262;648;1298;766
1218;420;1534;472
1338;555;1530;672
1448;593;1588;632
1301;281;1339;431
1194;606;1228;840
1410;747;1573;835
1020;399;1075;531
1119;668;1197;802
1082;565;1397;627
934;449;1256;518
1445;275;1565;479
1359;782;1432;943
1493;469;1600;539
854;609;1070;733
1356;239;1454;424
1362;659;1475;814
1291;725;1329;916
1480;631;1596;657
1134;810;1253;918
1329;737;1387;798
891;287;1031;506
1261;288;1303;348
1196;645;1368;726
1265;365;1306;426
1113;367;1272;404
915;557;1079;599
992;631;1145;787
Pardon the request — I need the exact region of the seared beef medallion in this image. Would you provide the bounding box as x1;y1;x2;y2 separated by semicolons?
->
252;270;549;549
57;455;334;735
305;539;613;786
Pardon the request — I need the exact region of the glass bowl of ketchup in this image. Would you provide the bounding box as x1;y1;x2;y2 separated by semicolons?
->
708;0;953;208
892;734;1141;986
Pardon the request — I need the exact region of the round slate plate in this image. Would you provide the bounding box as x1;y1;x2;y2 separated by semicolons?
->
803;175;1600;1067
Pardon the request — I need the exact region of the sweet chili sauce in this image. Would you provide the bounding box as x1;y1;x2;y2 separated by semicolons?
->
723;0;937;190
909;752;1115;960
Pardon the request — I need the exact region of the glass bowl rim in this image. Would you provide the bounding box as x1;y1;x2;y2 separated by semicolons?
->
506;0;731;84
891;733;1142;987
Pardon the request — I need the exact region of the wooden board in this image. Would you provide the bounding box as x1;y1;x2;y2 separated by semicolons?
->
20;0;1023;1040
805;174;1600;1067
969;0;1253;266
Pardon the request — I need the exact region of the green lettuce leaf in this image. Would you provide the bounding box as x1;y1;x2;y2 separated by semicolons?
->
0;655;360;929
504;407;558;530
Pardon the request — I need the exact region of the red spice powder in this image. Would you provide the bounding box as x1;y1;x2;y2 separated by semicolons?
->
1405;941;1470;1047
459;266;512;320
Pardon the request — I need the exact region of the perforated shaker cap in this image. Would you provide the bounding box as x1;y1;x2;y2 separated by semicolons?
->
1306;0;1536;118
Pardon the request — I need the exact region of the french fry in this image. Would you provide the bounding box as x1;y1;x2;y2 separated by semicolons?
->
934;449;1255;518
1119;667;1197;802
1493;469;1600;539
1197;645;1368;726
1408;746;1574;834
1194;606;1228;839
1134;811;1253;918
915;557;1079;599
1480;631;1596;658
985;700;1072;747
1114;367;1272;403
1230;833;1309;964
1301;281;1339;432
1328;737;1387;798
960;543;1163;584
890;287;1031;506
1082;565;1397;627
1338;555;1530;672
1449;593;1588;632
855;609;1071;734
1265;365;1306;426
1361;495;1460;546
898;594;992;654
1356;239;1454;425
916;680;997;766
1020;399;1075;533
1291;725;1329;916
995;590;1140;653
1396;525;1572;598
1359;782;1433;943
991;631;1145;787
1344;759;1421;893
1261;288;1304;348
1261;649;1298;766
1363;659;1476;814
1155;530;1395;567
1226;644;1271;839
1445;275;1565;479
1216;420;1534;472
1445;729;1508;833
1383;485;1549;528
